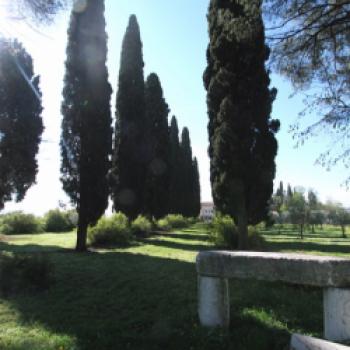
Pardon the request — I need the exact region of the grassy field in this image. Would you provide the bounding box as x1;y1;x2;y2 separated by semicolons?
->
0;223;349;350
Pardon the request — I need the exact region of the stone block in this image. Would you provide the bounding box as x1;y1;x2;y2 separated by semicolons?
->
324;288;350;342
196;251;350;287
198;275;229;328
290;333;349;350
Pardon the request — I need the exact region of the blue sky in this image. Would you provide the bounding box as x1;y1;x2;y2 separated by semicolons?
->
2;0;349;215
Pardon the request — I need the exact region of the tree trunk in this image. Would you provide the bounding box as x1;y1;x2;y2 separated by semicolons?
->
237;206;248;250
341;225;346;238
76;215;88;252
300;224;304;239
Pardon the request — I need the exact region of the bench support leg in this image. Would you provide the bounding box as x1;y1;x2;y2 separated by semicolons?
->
198;275;229;327
324;287;350;342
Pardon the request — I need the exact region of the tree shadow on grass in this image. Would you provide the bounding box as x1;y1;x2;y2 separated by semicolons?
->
0;241;70;254
154;232;209;242
141;238;211;252
0;243;324;350
264;239;350;255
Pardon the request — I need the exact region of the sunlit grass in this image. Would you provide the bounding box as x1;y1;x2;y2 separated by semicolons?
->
0;223;349;349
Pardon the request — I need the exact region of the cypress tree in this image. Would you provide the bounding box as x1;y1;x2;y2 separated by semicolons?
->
168;116;182;214
111;15;146;219
179;127;194;217
190;157;201;217
276;181;284;202
204;0;280;249
143;73;170;219
61;0;112;252
0;39;43;209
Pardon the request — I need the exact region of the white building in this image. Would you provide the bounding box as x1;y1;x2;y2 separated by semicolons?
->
200;202;215;221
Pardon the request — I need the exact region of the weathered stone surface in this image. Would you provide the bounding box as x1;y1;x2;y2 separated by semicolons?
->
198;276;230;327
196;251;350;287
290;333;350;350
324;288;350;342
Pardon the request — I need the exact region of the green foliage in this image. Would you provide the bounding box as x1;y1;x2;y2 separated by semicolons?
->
131;215;152;236
158;214;189;230
204;0;279;248
61;0;112;251
265;0;350;176
209;215;264;250
143;73;170;219
0;252;54;296
0;212;43;234
0;39;43;210
44;209;75;232
88;213;133;247
168;116;182;214
209;215;238;248
111;14;146;219
190;157;201;217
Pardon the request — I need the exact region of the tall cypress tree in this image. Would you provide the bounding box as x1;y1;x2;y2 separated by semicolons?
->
61;0;112;252
143;73;170;219
111;15;146;219
179;127;194;217
0;39;43;209
190;157;201;217
204;0;280;249
168;116;182;214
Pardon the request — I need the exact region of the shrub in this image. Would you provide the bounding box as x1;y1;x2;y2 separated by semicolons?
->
209;215;238;248
157;218;171;231
44;209;75;232
157;214;189;230
131;215;152;236
0;212;43;234
0;252;55;296
208;215;264;250
88;212;133;247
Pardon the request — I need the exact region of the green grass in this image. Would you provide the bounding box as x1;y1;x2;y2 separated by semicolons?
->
0;223;349;349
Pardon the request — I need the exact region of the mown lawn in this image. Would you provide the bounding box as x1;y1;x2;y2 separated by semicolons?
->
0;223;349;350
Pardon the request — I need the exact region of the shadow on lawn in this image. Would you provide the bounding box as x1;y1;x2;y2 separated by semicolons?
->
0;241;70;254
265;239;350;254
0;242;323;350
142;238;211;252
153;231;209;241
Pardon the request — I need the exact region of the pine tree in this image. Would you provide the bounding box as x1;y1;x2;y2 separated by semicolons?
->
0;39;43;209
143;73;170;219
111;15;146;219
61;0;112;252
190;157;201;217
204;0;280;249
168;116;182;214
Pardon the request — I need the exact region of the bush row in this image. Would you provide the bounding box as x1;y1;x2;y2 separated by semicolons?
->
88;213;194;247
0;210;78;234
0;210;194;236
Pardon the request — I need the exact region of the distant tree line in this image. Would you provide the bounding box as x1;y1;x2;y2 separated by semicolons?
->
271;181;350;239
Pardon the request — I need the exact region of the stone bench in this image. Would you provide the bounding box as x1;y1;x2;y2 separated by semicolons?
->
196;251;350;342
291;334;350;350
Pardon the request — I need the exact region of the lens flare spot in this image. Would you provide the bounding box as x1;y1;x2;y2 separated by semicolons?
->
73;0;88;13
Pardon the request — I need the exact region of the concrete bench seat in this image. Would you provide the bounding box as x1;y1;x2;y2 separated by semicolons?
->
196;251;350;342
290;334;350;350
